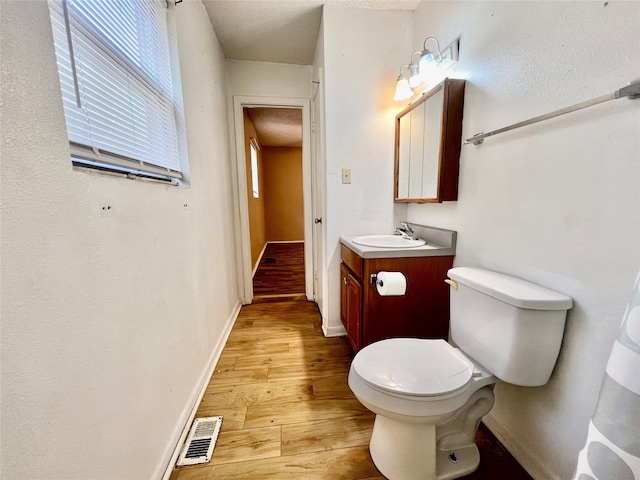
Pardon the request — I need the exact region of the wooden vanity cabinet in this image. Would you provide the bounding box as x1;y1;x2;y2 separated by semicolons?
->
340;243;453;352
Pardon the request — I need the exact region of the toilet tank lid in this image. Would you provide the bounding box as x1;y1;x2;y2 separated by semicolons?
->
448;267;573;310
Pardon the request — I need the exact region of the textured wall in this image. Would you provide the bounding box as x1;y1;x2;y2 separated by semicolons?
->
263;147;304;242
0;1;239;479
405;2;640;479
322;6;413;331
226;59;313;99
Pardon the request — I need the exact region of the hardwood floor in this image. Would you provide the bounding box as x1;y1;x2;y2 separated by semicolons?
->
170;300;532;480
253;242;305;298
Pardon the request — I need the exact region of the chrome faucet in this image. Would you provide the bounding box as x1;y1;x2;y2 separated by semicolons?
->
395;221;419;240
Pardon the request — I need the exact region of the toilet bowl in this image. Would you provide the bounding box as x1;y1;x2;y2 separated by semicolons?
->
348;267;573;480
348;338;497;480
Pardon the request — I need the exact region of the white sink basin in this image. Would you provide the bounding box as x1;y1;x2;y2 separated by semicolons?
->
352;234;427;249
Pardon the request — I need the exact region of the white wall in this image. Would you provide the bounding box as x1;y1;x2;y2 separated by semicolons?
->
0;2;239;479
225;60;313;304
226;59;313;99
406;2;640;479
322;6;413;332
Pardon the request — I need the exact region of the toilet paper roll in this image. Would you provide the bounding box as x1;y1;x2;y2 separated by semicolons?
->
376;271;407;296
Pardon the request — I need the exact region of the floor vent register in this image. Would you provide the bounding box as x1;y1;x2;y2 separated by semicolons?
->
176;416;222;467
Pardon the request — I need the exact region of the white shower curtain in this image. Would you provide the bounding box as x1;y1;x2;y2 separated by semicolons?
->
573;271;640;480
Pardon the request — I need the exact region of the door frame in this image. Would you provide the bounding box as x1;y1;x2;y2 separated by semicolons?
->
232;95;313;303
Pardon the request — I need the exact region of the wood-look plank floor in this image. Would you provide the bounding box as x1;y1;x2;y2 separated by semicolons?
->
170;300;532;480
253;242;305;298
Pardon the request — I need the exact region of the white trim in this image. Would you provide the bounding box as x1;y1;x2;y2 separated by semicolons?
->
311;66;327;315
156;301;242;480
322;321;347;337
232;99;253;304
254;293;307;301
252;243;268;277
232;96;314;304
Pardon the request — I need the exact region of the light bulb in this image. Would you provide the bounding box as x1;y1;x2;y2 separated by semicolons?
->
419;49;436;82
394;74;413;101
408;62;421;89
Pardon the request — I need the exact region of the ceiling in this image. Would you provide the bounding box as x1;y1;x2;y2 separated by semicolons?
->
202;0;420;65
246;107;303;147
203;0;419;147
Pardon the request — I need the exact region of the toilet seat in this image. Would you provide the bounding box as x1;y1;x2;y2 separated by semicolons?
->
351;338;474;397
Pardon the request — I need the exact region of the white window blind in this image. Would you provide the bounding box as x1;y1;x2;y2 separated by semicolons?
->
48;0;183;179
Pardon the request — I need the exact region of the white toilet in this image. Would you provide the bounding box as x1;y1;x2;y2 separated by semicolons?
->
348;267;573;480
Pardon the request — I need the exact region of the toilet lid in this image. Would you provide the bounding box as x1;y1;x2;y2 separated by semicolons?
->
352;338;474;397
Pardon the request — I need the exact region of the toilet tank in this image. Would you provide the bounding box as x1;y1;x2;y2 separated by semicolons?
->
447;267;573;387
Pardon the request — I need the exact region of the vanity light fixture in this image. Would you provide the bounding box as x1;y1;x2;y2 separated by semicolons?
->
394;36;459;101
393;65;413;101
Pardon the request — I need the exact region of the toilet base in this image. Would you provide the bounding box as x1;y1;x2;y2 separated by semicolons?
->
436;444;480;480
367;386;495;480
370;415;437;480
368;417;481;480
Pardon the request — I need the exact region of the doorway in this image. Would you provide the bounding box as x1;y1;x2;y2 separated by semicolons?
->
244;107;305;300
232;96;314;304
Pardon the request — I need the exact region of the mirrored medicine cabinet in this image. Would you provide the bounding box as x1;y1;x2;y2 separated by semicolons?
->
394;78;465;203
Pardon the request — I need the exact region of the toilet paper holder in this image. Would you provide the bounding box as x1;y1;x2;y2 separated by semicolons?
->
371;271;408;297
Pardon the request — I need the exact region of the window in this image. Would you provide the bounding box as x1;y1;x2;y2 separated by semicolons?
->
48;0;185;180
249;137;260;198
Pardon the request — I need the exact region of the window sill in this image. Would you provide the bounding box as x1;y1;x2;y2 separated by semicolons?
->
72;161;180;186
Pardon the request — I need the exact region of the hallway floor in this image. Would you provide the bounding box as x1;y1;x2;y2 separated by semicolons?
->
170;300;532;479
253;242;305;300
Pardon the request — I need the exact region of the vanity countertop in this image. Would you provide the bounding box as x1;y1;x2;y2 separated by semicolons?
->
340;225;456;259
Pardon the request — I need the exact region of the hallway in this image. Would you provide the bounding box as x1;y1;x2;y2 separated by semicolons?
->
253;242;305;300
170;300;532;479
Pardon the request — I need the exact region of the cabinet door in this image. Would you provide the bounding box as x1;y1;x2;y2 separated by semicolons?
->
340;263;362;351
362;255;454;346
394;78;465;203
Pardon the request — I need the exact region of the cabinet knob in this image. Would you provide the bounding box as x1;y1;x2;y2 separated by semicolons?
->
343;277;348;285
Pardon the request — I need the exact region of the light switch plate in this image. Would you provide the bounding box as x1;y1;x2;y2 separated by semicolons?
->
342;168;352;184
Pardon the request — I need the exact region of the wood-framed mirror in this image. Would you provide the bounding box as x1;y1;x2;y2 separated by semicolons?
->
394;78;465;203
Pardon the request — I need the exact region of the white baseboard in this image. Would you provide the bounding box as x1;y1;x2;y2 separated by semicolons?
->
252;243;268;277
322;320;346;337
483;413;560;480
156;301;242;480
